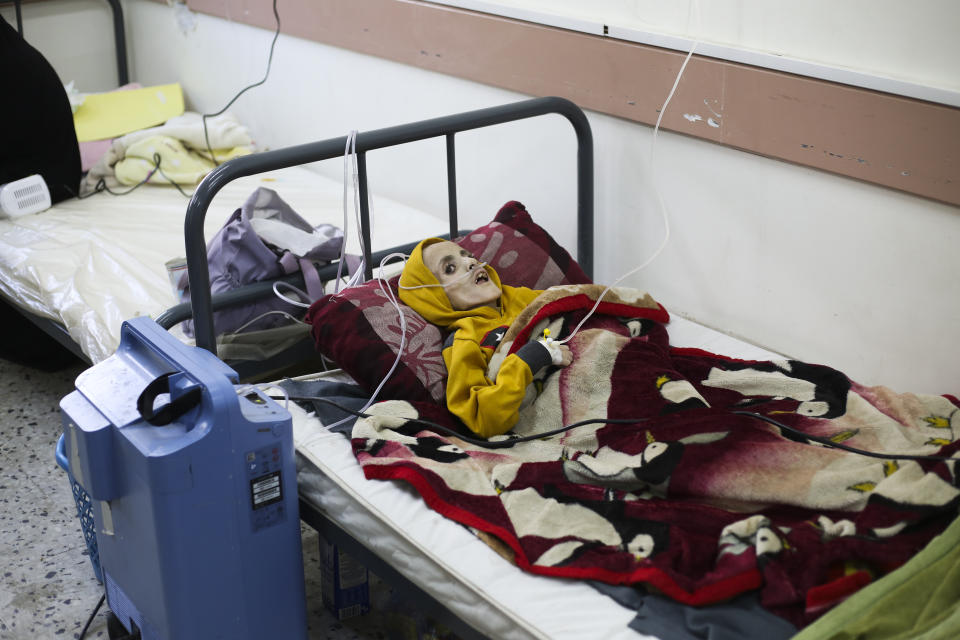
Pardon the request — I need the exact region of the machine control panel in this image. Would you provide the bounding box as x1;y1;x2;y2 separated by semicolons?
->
240;389;290;532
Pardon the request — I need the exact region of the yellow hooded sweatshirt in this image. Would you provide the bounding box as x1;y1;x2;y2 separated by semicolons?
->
398;238;553;438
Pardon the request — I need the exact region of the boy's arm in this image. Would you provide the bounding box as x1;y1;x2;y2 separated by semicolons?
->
443;335;553;439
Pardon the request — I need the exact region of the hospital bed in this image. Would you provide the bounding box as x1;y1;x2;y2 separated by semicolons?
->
162;96;958;640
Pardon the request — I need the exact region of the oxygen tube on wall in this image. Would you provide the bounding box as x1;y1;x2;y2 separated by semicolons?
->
554;0;703;348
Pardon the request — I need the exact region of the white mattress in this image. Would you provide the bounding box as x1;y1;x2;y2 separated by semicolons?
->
292;315;783;640
0;166;444;362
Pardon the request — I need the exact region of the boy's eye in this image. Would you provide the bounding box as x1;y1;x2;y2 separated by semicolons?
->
444;263;456;275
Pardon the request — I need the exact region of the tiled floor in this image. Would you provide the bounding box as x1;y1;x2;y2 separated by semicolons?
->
0;348;443;640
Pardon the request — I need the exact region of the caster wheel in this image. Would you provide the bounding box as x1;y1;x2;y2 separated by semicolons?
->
106;611;141;639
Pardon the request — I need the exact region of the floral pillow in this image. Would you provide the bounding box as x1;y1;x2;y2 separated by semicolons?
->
304;200;592;404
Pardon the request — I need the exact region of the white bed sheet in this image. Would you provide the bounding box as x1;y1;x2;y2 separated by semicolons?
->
292;314;783;640
0;166;444;362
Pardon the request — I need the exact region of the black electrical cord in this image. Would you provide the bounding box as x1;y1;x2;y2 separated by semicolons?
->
280;394;650;449
732;410;957;462
287;395;957;461
200;0;281;166
65;152;192;200
78;594;104;640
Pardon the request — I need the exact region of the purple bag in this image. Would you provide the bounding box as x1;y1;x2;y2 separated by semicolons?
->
179;187;344;337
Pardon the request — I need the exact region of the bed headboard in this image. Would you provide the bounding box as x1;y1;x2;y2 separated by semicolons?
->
173;96;594;356
24;0;129;86
103;0;129;86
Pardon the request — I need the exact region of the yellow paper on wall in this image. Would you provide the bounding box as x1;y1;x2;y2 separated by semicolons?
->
73;83;185;142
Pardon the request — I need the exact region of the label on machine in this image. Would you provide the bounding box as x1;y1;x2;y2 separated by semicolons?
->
246;442;286;531
252;471;282;508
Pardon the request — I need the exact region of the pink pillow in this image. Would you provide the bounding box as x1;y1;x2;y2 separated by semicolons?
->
305;201;591;403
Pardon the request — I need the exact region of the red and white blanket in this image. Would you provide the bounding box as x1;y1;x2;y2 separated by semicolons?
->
352;285;960;626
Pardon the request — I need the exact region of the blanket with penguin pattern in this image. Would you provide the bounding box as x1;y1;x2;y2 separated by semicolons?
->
351;284;960;627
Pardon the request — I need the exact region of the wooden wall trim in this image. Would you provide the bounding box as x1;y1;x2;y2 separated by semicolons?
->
181;0;960;207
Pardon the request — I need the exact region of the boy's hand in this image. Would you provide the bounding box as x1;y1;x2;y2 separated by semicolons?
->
539;335;573;367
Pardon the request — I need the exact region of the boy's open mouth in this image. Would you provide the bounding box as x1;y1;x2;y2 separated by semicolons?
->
474;270;489;285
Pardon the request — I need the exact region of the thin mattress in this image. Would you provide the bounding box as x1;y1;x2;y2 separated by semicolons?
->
0;166;444;362
292;314;784;640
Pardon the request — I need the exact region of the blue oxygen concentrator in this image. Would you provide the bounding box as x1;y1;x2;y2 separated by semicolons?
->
60;316;307;639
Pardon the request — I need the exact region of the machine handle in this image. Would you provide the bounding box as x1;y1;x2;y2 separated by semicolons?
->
137;373;203;426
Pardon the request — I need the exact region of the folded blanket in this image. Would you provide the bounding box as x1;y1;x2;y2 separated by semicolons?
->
81;112;253;195
120;111;252;151
114;135;250;187
351;284;960;627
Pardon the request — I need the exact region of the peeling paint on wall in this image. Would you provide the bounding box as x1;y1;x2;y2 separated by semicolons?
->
704;98;722;119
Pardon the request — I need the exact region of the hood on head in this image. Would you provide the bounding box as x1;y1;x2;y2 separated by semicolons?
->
398;237;503;328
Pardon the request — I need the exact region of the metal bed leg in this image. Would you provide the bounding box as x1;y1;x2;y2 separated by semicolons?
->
298;498;490;640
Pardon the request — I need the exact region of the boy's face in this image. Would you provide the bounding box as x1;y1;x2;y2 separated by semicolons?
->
422;240;500;310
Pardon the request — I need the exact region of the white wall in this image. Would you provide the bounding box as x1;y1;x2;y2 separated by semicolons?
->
14;0;960;394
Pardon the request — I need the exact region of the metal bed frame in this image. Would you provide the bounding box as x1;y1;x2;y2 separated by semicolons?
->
162;96;595;638
162;96;594;353
154;96;594;381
